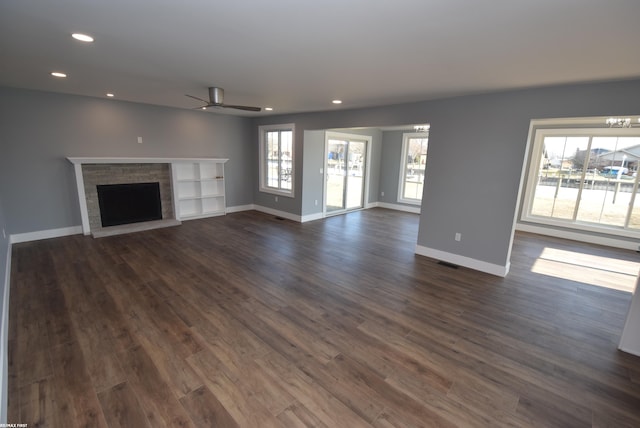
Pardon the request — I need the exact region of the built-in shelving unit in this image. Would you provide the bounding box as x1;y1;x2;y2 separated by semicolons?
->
172;159;228;220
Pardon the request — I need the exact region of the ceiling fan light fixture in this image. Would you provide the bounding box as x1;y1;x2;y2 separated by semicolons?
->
265;107;273;111
332;99;342;104
72;33;94;42
106;93;114;97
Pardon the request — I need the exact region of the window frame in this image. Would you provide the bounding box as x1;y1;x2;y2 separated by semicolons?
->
259;123;295;197
521;125;640;239
397;132;429;205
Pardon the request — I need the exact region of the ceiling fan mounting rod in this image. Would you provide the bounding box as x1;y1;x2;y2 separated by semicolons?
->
209;87;224;104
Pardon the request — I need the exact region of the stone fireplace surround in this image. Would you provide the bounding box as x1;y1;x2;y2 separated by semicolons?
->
83;163;174;231
68;157;215;236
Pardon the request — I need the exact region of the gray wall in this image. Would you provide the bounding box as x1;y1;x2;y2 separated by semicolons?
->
301;130;325;216
0;87;254;234
379;130;404;204
252;79;640;269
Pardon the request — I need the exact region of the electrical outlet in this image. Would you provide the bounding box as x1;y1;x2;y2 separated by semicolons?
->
455;233;461;242
137;136;143;144
315;200;318;206
275;196;278;202
381;191;385;197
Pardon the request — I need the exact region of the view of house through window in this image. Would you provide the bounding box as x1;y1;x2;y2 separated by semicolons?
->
259;124;294;195
524;126;640;235
399;131;429;204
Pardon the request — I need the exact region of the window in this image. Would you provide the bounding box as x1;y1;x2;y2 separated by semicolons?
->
259;123;295;195
398;132;429;204
523;123;640;238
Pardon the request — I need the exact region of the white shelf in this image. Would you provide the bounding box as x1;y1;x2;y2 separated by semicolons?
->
179;194;223;201
171;160;228;221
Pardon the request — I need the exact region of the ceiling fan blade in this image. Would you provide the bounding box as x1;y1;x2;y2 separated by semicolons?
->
185;94;209;103
186;88;261;112
222;104;262;112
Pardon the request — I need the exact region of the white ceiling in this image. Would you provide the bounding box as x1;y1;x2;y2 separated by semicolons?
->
2;0;640;116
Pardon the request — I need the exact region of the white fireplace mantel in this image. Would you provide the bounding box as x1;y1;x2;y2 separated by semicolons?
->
67;157;227;165
68;157;228;235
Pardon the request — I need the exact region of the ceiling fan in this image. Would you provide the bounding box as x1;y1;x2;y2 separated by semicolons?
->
185;87;261;112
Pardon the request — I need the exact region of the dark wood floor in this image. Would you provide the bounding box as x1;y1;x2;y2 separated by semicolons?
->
8;208;640;427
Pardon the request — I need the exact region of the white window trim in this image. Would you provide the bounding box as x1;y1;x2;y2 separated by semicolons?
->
398;132;428;205
259;123;295;197
521;123;640;240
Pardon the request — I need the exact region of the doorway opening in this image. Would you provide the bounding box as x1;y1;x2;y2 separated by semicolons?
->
324;132;370;215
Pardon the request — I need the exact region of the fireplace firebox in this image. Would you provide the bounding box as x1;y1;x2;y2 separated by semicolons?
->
97;182;162;227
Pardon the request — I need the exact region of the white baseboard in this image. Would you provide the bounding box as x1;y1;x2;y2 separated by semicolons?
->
377;202;421;214
618;345;640;358
301;212;324;223
415;244;510;277
229;203;418;223
226;204;256;214
10;225;82;244
516;223;639;251
253;205;302;222
228;204;307;222
1;241;11;423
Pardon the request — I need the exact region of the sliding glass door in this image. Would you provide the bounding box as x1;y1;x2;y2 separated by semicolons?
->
325;133;368;214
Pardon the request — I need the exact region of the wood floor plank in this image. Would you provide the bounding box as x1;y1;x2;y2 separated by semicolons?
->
276;401;327;428
18;379;54;428
8;209;640;427
134;331;203;400
446;370;520;420
253;351;372;428
49;341;109;427
66;308;127;394
185;349;283;427
179;385;239;428
98;382;153;428
118;345;195;427
7;339;20;423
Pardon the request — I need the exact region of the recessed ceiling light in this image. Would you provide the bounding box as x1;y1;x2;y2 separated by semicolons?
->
265;107;273;111
106;93;114;97
332;100;342;104
51;72;67;78
72;33;94;42
201;107;207;110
